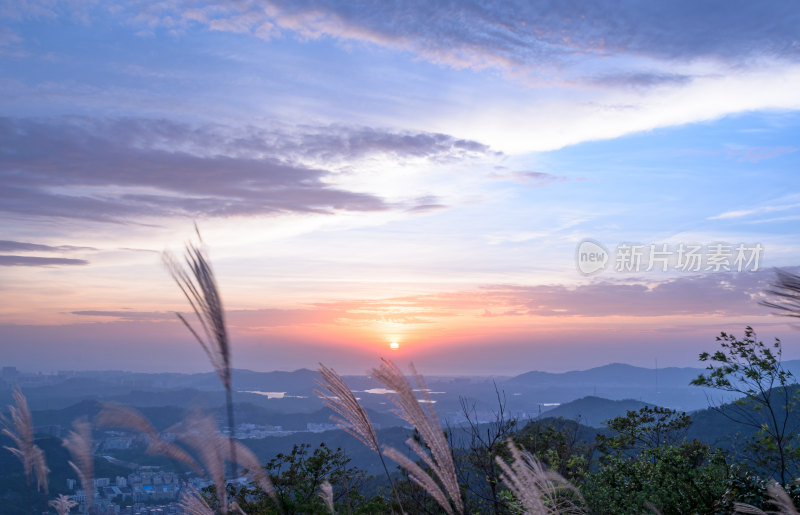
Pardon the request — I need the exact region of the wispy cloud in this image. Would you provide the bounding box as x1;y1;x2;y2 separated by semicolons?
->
122;1;800;79
709;201;800;220
0;240;96;252
725;146;798;163
0;117;491;223
0;256;89;266
69;270;776;326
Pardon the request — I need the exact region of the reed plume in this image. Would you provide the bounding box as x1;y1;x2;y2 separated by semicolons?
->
163;227;237;478
63;419;94;511
177;412;278;513
315;362;403;511
1;387;50;494
495;440;586;515
372;358;463;514
734;481;799;514
315;364;380;452
760;269;800;318
48;494;78;515
319;479;335;514
229;438;278;505
179;485;215;515
95;403;203;475
178;413;229;513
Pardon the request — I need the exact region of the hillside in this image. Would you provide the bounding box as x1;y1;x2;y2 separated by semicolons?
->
540;396;653;427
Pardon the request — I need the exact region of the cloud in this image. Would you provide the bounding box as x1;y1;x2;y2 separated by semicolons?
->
490;170;573;186
0;117;491;222
61;271;779;347
340;270;776;319
126;1;800;80
726;146;798;163
708;200;800;220
0;255;89;266
0;240;96;252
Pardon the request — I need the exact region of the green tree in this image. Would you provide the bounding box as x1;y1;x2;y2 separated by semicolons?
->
585;407;727;514
514;418;594;482
596;405;691;459
691;326;799;484
225;442;388;514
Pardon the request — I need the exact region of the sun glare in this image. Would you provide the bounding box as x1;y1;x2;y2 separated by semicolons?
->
390;341;400;350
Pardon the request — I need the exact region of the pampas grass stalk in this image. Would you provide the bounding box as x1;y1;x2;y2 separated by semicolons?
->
495;440;586;515
229;438;278;506
319;479;335;514
178;412;279;513
180;485;215;515
315;363;403;512
48;494;78;515
63;419;94;512
95;403;203;475
372;358;463;514
734;481;799;514
178;413;229;513
761;269;800;318
163;227;237;479
1;388;50;495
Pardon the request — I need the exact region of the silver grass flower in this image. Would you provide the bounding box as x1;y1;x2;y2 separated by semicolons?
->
230;438;278;504
179;485;215;515
761;269;800;318
734;481;799;514
162;236;231;391
163;227;237;477
315;364;379;452
383;445;453;515
372;358;463;514
177;412;278;512
178;413;229;514
63;419;94;510
1;387;50;493
95;403;203;475
315;363;403;513
495;440;586;515
49;494;78;515
319;479;335;514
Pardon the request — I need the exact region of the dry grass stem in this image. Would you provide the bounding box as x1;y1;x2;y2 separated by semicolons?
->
371;358;463;514
383;445;453;515
319;479;335;514
761;269;800;318
63;419;94;510
178;413;229;513
734;481;799;514
316;362;404;513
163;232;231;391
315;363;379;452
179;485;215;515
495;440;586;515
164;228;238;478
230;439;278;504
96;403;203;475
1;387;50;493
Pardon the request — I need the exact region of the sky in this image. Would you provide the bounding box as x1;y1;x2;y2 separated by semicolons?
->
1;0;800;375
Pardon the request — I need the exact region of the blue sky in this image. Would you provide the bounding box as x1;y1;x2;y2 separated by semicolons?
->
1;1;800;374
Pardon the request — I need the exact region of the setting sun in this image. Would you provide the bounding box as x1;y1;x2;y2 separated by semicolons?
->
390;341;400;350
